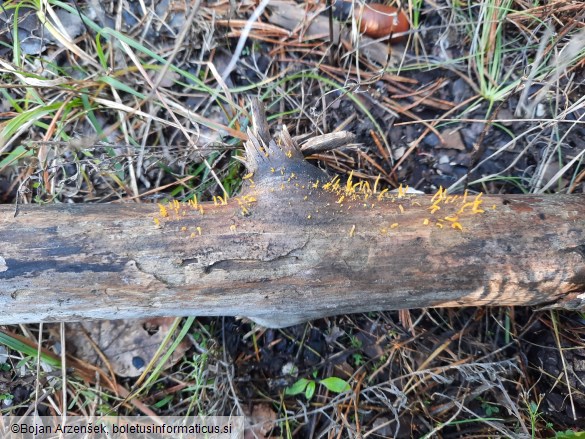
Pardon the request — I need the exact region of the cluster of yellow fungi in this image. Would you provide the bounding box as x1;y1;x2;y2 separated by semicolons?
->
310;171;492;235
152;170;493;238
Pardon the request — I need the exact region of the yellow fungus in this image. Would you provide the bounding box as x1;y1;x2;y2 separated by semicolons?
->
243;172;253;180
377;188;389;201
286;150;293;158
349;225;356;237
436;222;443;229
190;232;196;238
196;226;202;235
452;222;463;231
429;204;441;214
181;226;187;232
390;223;399;229
373;175;381;193
397;184;405;198
346;171;354;193
153;218;160;227
307;214;312;219
158;203;168;218
230;225;237;232
399;204;405;213
431;186;443;203
423;218;429;225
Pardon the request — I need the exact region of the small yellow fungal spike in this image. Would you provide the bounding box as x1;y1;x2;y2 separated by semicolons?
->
349;225;356;237
397;184;404;198
390;223;399;229
429;204;441;214
377;188;389;201
346;171;354;193
181;226;187;232
452;222;463;231
196;226;202;235
153;217;160;227
423;218;429;225
307;214;311;219
190;232;196;238
457;202;474;215
286;150;293;158
373;175;381;193
431;186;443;203
436;222;443;229
230;224;237;232
243;172;253;180
158;203;168;218
399;204;405;213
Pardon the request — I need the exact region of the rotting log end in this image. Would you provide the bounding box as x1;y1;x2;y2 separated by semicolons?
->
244;99;327;185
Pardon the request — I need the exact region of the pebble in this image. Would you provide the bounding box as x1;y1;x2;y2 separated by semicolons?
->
423;133;439;147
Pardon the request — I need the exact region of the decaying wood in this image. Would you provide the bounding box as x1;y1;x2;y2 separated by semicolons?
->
0;103;584;328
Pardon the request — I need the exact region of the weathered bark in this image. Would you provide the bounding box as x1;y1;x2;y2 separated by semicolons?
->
0;106;584;327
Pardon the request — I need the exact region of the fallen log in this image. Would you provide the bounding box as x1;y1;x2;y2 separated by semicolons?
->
1;103;584;327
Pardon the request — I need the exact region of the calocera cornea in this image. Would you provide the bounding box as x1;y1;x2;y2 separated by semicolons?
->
151;101;494;240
